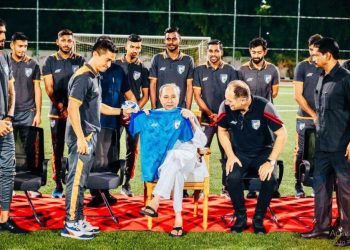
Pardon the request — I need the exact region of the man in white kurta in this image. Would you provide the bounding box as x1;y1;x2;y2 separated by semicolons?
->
140;83;208;237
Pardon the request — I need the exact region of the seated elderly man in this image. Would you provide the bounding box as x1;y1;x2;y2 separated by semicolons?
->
217;80;287;234
130;83;207;237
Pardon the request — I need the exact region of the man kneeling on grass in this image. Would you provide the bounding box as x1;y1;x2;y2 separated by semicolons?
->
131;83;208;237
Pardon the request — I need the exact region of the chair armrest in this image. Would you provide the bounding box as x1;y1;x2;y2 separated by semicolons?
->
61;157;69;185
41;159;49;186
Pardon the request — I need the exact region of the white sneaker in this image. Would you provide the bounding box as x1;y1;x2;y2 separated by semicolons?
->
311;191;315;197
61;221;95;240
28;191;42;198
79;219;100;235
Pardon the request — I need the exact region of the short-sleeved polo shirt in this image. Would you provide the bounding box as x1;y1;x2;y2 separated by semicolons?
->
149;51;194;108
193;61;239;124
238;60;280;101
217;96;283;157
65;64;101;144
42;52;85;118
0;51;14;117
115;56;149;101
293;59;322;117
10;55;41;112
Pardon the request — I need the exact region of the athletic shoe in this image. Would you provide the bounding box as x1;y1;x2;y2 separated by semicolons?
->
52;187;64;198
311;191;315;197
221;189;230;199
121;184;134;197
0;217;28;234
79;219;100;235
28;191;42;198
295;184;305;198
183;190;190;198
60;221;95;240
246;191;257;199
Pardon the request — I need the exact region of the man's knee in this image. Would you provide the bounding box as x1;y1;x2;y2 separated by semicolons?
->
227;167;242;186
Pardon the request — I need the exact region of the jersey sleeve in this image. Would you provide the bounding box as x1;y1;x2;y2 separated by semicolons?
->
149;55;158;79
272;65;280;85
263;102;283;132
193;67;201;88
42;56;52;76
129;111;146;136
33;62;41;81
216;101;229;128
293;62;305;83
229;66;239;81
68;75;91;104
141;66;150;88
186;57;195;80
178;118;194;142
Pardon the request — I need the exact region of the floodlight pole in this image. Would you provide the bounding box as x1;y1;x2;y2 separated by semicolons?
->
168;0;171;27
296;0;301;64
233;0;237;62
36;0;39;59
102;0;105;34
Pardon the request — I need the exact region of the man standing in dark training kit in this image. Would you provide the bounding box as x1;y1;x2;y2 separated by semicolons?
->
61;39;135;240
193;39;239;198
0;18;27;234
42;29;85;198
149;27;194;109
301;37;350;247
115;34;149;197
292;34;322;198
10;32;41;128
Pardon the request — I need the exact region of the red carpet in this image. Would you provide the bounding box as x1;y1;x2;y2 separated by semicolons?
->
10;194;339;233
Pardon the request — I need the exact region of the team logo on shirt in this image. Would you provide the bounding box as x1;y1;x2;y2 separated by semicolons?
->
251;120;261;130
264;74;272;84
177;65;185;74
54;69;62;73
160;67;166;71
72;65;79;73
220;74;228;83
50;119;55;128
174;120;181;129
133;71;141;80
150;121;159;128
24;68;32;77
298;122;305;131
202;77;208;81
246;77;253;82
306;73;313;77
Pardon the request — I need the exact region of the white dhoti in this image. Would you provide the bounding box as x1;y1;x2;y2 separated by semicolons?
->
153;121;208;212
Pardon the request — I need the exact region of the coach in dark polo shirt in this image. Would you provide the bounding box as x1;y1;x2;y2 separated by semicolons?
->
217;80;287;234
301;37;350;247
10;32;41;127
149;27;194;109
193;39;239;197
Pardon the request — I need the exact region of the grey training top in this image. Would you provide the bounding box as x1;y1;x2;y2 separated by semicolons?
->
0;51;14;117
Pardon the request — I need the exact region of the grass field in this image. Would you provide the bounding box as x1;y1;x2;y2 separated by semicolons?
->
0;85;338;249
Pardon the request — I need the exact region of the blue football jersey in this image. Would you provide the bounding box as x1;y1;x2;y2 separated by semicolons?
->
129;108;193;181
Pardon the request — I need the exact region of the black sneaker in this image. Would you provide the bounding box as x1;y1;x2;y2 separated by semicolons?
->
86;197;104;208
0;218;28;234
252;215;266;234
246;191;257;199
183;190;189;198
230;214;248;234
295;183;305;198
106;193;117;205
273;190;281;198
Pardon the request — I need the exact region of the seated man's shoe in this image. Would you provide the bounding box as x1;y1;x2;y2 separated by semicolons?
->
0;217;28;234
220;188;230;199
230;214;248;234
331;217;343;235
86;196;104;208
300;228;332;239
295;183;305;198
335;235;350;247
246;191;257;199
52;187;64;199
252;215;266;234
28;191;42;198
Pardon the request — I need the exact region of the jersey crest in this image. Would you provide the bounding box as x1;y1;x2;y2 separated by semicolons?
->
177;65;185;74
251;120;261;130
264;74;272;84
24;68;32;77
220;74;228;83
133;71;141;80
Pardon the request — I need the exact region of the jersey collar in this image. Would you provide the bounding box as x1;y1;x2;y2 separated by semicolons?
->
249;59;268;70
162;50;184;60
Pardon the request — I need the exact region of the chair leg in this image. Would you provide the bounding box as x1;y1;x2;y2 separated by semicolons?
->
100;190;119;224
268;206;282;228
145;183;153;230
193;190;199;217
24;191;44;227
203;192;208;230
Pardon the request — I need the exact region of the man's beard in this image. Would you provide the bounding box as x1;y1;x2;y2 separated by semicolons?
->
252;57;264;64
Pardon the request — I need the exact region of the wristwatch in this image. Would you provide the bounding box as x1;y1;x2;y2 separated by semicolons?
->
267;159;276;166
